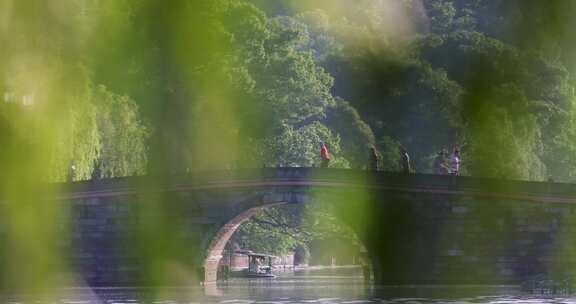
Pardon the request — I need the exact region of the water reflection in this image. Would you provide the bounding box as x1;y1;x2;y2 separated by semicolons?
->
3;267;576;303
213;267;369;300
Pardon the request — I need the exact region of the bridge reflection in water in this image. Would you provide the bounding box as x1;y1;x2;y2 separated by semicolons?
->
58;168;576;291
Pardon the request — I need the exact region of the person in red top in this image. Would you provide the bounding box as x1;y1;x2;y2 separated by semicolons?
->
320;142;330;168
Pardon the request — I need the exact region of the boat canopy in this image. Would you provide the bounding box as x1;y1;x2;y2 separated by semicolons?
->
235;250;276;258
247;252;276;258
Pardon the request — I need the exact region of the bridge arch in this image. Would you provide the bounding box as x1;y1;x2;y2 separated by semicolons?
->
203;202;287;282
199;186;376;283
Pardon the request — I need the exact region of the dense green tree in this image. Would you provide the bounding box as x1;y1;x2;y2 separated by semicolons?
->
93;85;149;178
0;64;102;182
427;0;457;33
52;66;102;182
463;85;546;179
324;51;463;172
547;98;576;181
324;98;375;169
259;122;348;168
281;1;576;180
232;206;306;256
221;11;353;168
418;31;572;179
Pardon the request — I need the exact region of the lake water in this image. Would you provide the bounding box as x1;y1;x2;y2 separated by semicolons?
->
4;267;576;303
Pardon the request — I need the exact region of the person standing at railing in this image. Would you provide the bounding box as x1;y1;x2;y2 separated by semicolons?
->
449;148;461;175
400;146;412;174
320;142;330;168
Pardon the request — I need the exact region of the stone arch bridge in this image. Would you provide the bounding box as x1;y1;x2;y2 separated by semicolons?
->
59;168;576;286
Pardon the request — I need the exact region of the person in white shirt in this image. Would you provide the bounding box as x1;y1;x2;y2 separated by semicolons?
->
399;146;412;174
449;148;461;175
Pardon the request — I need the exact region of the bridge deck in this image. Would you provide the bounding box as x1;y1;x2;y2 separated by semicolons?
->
58;168;576;204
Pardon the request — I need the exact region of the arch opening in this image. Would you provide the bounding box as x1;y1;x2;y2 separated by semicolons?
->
203;202;287;283
202;199;373;284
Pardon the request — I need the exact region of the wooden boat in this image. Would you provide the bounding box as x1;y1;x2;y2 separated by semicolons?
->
237;252;276;278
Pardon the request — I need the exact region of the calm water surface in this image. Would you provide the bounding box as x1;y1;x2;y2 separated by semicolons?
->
5;268;576;303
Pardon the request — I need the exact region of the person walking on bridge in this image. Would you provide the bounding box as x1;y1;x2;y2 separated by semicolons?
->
369;145;380;171
320;142;330;168
399;146;412;174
